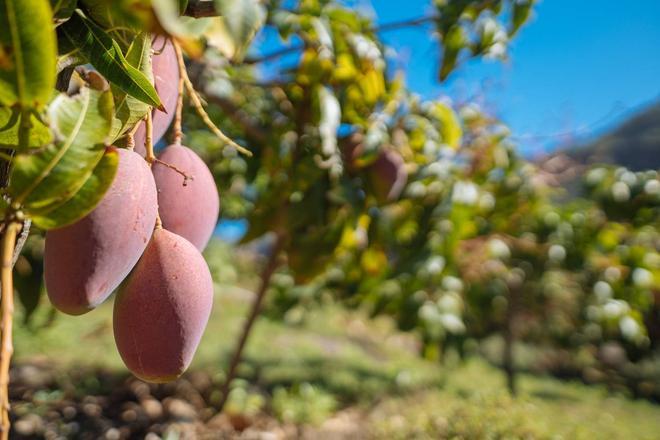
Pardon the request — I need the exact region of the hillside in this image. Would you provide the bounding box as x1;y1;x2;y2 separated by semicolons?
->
564;103;660;170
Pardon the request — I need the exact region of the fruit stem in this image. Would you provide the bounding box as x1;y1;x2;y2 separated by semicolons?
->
126;133;135;151
145;112;155;164
125;122;141;151
153;36;167;55
152;158;193;186
144;112;164;231
173;41;253;157
172;40;185;146
217;233;284;412
0;220;19;439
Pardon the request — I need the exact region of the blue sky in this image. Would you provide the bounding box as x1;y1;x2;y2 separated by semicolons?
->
373;0;660;156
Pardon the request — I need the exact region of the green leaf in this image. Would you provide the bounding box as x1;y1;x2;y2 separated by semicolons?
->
60;10;164;110
0;107;52;149
208;0;266;61
427;102;462;150
8;87;114;213
0;0;57;108
32;147;119;229
79;0;153;30
110;32;153;140
51;0;77;21
511;0;533;36
14;243;44;326
439;25;466;81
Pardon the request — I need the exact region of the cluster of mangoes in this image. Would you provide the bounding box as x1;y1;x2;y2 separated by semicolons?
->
43;38;219;383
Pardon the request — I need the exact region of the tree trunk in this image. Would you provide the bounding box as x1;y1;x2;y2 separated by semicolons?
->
216;235;283;412
0;120;31;438
503;286;518;396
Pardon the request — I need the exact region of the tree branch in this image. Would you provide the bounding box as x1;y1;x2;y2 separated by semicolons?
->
11;221;30;268
183;0;218;18
241;14;439;65
0;124;30;269
376;14;438;32
0;220;18;440
243;46;302;65
186;62;269;145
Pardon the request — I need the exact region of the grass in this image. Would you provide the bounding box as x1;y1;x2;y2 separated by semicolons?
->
15;285;443;402
365;360;660;439
12;244;660;438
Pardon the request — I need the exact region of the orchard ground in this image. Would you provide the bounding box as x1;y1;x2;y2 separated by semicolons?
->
12;241;660;439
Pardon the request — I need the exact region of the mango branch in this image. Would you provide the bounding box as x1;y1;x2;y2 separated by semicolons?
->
173;41;253;157
0;106;37;437
185;62;268;145
11;221;30;267
173;39;185;146
0;220;19;440
0;109;31;271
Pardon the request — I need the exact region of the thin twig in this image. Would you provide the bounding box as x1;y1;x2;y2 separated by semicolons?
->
185;80;253;156
174;42;253;157
243;46;302;65
0;221;19;440
152;158;193;186
172;41;186;146
376;14;438;32
186;63;268;145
